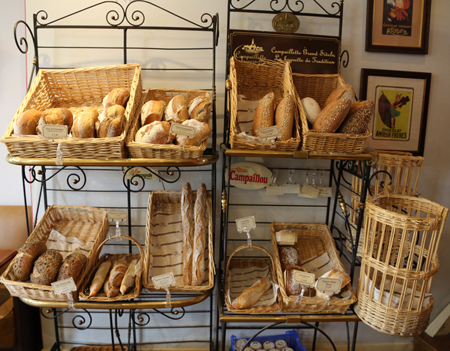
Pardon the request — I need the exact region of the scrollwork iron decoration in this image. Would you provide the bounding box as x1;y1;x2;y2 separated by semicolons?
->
14;20;38;90
122;166;181;192
230;0;341;15
22;166;87;191
368;170;393;196
340;49;349;70
132;310;151;327
40;308;93;330
153;306;186;320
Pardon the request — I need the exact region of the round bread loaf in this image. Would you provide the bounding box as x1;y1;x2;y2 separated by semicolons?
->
141;100;166;126
103;88;130;109
30;250;63;285
313;98;352;133
56;252;87;282
135;121;174;144
252;92;275;136
338;100;374;134
165;95;188;124
13;109;43;135
36;108;74;135
301;97;321;125
188;95;212;123
175;119;212;147
324;84;356;108
98;105;125;138
278;246;301;271
72;107;99;138
275;94;295;141
11;241;47;281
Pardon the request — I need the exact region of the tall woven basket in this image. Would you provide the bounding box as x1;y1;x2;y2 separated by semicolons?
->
355;194;449;336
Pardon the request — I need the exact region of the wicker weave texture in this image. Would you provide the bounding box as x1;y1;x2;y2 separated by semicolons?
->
1;64;142;160
270;222;357;314
229;58;301;151
0;205;109;302
127;88;210;159
142;190;214;293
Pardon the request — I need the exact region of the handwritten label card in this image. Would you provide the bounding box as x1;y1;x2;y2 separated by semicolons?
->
170;123;196;137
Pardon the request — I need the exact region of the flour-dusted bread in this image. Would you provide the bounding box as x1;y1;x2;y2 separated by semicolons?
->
252;92;275;136
278;246;301;271
56;252;87;282
175;119;211;147
165;95;188;124
36;108;74;135
231;277;271;309
135;121;175;144
323;84;356;108
11;241;47;281
141;100;166;126
192;183;208;286
103;88;130;110
275;94;295;141
30;250;63;285
188;95;212;123
285;266;308;296
301;97;321;125
98;105;125;138
13;109;43;135
313;98;352;133
72;107;99;138
338;100;374;134
182;182;194;286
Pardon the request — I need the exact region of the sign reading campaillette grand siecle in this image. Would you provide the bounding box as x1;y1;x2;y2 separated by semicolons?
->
229;30;341;74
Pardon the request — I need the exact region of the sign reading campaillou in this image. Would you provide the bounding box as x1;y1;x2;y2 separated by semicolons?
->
226;162;273;190
229;30;340;74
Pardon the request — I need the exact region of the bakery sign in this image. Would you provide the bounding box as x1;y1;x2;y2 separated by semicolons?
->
229;30;340;74
226;162;273;190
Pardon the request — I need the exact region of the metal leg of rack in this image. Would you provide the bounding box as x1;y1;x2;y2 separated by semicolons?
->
312;321;319;351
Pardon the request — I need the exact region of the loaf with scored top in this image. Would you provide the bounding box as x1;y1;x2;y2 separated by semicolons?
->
56;252;87;282
192;183;208;286
11;241;47;281
182;182;194;286
30;250;63;285
252;92;275;136
275;94;295;141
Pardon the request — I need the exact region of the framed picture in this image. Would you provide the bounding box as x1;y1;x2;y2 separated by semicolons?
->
365;0;431;54
360;68;431;156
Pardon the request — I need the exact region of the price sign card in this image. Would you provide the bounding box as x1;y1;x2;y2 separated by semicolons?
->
256;126;281;139
42;125;68;140
300;183;320;199
266;184;285;196
52;277;77;295
108;211;128;222
151;272;175;290
318;186;333;197
123;167;159;181
235;216;256;233
170;123;196;137
292;270;316;287
316;278;342;293
282;183;301;194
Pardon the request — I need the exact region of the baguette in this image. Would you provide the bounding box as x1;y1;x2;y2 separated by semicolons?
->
11;241;47;281
191;183;208;286
88;259;112;297
182;182;194;285
120;259;139;295
109;257;128;288
275;94;295;141
104;272;119;298
30;250;63;285
231;277;271;309
56;252;87;282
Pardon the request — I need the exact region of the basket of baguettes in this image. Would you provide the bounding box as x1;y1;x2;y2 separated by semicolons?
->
228;57;301;151
271;222;357;313
0;205;109;302
225;245;282;315
1;64;142;160
126;88;212;159
142;183;214;293
79;235;143;301
291;73;373;154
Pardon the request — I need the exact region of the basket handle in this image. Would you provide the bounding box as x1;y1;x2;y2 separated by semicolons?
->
95;235;144;264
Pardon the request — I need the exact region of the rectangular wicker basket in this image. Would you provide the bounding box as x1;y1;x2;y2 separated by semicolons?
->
1;64;142;160
229;57;301;151
142;190;214;293
0;205;109;302
270;222;357;313
126;88;210;159
291;72;370;154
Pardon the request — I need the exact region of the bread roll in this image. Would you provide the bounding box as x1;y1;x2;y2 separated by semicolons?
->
192;183;208;286
165;95;188;123
13;109;43;135
278;246;301;271
313;98;352;133
36;108;74;135
135;121;175;144
188;95;212;123
88;259;112;297
98;105;125;138
120;259;139;295
252;92;275;136
30;250;63;285
103;88;130;109
275;94;295;141
301;97;321;125
56;252;87;282
323;84;356;108
11;241;47;281
175;119;211;147
338;100;374;134
182;182;194;286
141;100;166;126
231;277;271;309
109;257;127;288
72;107;99;138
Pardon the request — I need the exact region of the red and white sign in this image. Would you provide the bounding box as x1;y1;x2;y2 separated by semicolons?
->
226;162;273;190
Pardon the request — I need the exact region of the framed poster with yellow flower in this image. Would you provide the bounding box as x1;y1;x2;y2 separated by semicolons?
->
365;0;431;54
360;69;431;156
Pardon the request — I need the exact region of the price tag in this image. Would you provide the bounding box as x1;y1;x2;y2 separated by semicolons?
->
318;186;333;197
123;167;159;181
266;184;285;196
282;183;300;194
316;278;342;293
292;270;316;287
235;216;256;233
42;125;68;140
300;183;320;199
170;123;196;137
108;211;128;222
152;272;175;290
256;126;281;139
276;230;297;245
51;277;77;295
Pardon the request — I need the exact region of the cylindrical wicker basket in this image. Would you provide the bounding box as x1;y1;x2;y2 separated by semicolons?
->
355;194;448;336
225;245;282;315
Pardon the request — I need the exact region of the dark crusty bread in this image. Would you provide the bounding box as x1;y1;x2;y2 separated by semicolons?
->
30;250;63;285
313;98;352;133
279;246;301;271
338;100;374;134
286;266;309;296
56;252;88;282
11;241;47;281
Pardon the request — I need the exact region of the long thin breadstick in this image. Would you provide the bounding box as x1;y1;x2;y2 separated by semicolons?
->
192;183;208;286
182;183;194;285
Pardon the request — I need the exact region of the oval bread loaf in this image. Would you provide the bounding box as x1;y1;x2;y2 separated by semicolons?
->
323;84;356;108
301;97;321;125
103;88;130;109
13;109;43;135
56;252;87;282
36;108;74;135
175;119;212;147
165;95;188;124
252;92;275;136
338;100;374;134
141;100;166;126
72;107;99;138
188;95;212;123
135;121;175;144
30;250;63;285
275;94;295;141
11;241;47;281
98;105;125;138
278;246;301;271
313;98;352;133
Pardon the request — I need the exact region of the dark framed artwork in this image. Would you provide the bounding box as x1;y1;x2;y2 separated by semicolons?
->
365;0;431;54
360;69;431;156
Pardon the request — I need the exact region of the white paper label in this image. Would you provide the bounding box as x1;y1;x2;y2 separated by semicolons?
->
301;183;320;199
282;183;301;194
152;272;175;290
108;211;128;222
276;230;297;245
316;278;342;293
42;125;68;140
52;277;77;295
236;216;256;233
170;123;196;137
293;270;316;287
256;126;281;138
266;184;285;196
123;167;159;181
318;186;333;197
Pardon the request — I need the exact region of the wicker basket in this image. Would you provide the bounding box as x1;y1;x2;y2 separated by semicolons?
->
127;88;211;159
291;72;370;154
225;245;282;315
79;235;144;302
142;190;214;293
270;222;357;314
0;205;109;302
1;64;142;160
229;57;301;151
71;346;127;351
